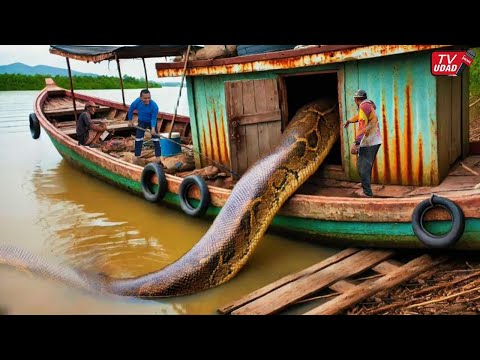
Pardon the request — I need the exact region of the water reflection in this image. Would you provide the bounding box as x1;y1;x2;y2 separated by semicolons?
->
26;159;339;314
31;161;197;279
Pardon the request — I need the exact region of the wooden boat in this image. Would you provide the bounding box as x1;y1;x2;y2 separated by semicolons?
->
32;45;480;250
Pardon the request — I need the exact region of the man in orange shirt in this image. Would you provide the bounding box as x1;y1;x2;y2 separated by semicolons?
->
344;89;382;197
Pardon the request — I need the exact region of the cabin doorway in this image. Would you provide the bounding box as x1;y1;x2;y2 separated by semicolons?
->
279;72;343;179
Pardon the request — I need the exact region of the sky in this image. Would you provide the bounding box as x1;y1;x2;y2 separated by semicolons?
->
0;45;179;82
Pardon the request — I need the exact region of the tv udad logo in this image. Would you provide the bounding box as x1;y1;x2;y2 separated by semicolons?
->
431;50;476;76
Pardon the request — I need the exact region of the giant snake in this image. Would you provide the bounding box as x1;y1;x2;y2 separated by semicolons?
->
0;98;339;297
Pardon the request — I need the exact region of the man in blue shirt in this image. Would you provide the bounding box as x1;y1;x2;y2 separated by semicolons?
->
127;89;161;161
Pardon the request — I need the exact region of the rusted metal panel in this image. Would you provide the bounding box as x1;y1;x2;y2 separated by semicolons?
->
192;75;237;169
345;51;438;186
190;72;277;169
156;45;449;78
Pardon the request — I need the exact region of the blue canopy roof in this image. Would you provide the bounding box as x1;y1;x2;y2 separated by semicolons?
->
49;45;202;62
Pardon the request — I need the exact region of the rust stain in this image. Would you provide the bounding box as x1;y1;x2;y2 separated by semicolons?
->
418;136;424;185
201;129;208;167
212;110;222;163
381;101;391;183
220;113;230;165
430;158;436;186
206;112;215;161
394;94;401;184
405;85;413;185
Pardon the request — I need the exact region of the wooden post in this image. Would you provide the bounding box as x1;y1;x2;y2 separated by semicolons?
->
66;58;77;123
168;45;191;139
142;58;148;90
116;55;126;107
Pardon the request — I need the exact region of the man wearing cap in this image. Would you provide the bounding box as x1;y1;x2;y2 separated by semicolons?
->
76;101;108;147
344;89;382;197
127;89;161;162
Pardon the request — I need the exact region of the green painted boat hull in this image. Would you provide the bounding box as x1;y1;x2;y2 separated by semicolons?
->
50;134;480;250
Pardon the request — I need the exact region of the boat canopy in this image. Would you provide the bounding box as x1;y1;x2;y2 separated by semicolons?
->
49;45;202;62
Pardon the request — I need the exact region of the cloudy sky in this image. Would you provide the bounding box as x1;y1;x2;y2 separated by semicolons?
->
0;45;175;81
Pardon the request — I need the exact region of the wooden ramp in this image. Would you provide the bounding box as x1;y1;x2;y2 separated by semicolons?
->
218;248;447;315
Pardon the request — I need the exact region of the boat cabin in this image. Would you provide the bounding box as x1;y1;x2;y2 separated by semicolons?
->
155;45;474;187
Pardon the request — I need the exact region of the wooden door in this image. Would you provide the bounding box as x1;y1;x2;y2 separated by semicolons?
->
225;79;282;175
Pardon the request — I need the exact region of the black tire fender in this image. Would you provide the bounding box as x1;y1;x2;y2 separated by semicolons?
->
140;162;168;203
411;194;465;248
29;113;41;139
178;175;210;217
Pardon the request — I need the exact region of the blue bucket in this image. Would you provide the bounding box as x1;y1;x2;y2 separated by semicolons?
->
160;132;182;157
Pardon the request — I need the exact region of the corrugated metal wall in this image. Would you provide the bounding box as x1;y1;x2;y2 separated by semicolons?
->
345;51;438;186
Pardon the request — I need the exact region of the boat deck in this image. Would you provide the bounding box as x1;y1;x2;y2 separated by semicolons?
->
298;155;480;199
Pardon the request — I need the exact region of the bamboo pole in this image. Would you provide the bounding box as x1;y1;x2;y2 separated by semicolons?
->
168;45;191;139
116;55;126;107
469;97;480;108
142;58;148;90
66;58;77;124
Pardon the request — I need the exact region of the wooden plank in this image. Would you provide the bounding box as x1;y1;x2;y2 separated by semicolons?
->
225;78;282;175
462;69;470;158
277;77;289;131
243;80;259;172
231;110;282;126
233;81;247;173
329;280;357;293
304;254;446;315
218;247;360;314
62;122;129;136
231;249;393;315
106;109;117;120
264;79;282;155
115;110;127;121
45;105;109;115
254;79;269;159
225;81;242;175
451;76;462;163
372;260;402;275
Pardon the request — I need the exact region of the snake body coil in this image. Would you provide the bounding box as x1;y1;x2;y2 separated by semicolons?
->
0;98;339;297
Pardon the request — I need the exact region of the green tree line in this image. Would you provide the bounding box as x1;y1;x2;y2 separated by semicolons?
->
470;47;480;97
0;74;162;91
